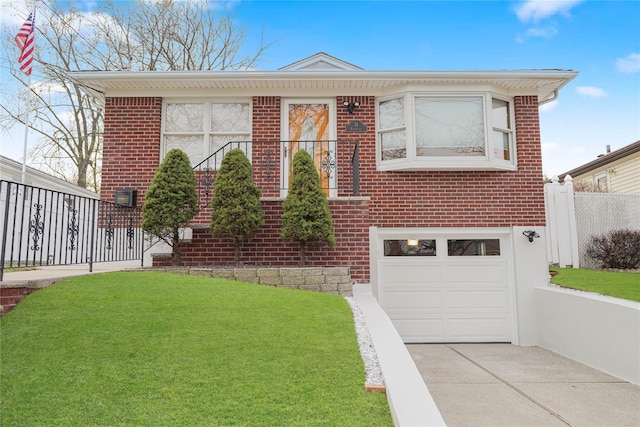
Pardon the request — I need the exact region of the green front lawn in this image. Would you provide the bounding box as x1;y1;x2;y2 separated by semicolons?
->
550;267;640;302
0;272;392;426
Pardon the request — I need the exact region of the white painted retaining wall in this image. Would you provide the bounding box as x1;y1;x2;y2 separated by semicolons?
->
353;284;446;427
535;286;640;385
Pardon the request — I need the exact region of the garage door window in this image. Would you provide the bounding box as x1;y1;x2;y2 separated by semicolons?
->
448;239;500;256
384;239;436;256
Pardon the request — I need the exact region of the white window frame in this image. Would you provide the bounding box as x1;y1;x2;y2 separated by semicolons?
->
376;91;517;171
161;98;252;166
594;171;610;192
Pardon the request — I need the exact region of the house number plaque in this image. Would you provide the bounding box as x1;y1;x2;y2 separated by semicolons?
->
346;120;367;133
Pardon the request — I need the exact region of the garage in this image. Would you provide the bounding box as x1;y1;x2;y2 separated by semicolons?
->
374;230;514;343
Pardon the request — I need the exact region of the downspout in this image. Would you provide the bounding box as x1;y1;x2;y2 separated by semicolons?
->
539;89;559;106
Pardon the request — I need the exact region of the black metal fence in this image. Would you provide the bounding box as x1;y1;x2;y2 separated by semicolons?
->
0;180;143;281
192;140;360;207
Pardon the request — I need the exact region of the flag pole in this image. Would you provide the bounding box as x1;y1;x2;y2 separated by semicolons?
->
21;72;32;184
16;5;36;184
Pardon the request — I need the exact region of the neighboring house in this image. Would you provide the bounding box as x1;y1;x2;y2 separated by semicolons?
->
72;52;577;345
558;140;640;194
0;155;98;198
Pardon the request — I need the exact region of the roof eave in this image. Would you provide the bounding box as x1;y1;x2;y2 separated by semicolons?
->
69;69;578;82
559;140;640;179
67;69;578;103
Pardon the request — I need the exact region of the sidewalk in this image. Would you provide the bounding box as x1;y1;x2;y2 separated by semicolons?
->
408;343;640;427
1;261;143;287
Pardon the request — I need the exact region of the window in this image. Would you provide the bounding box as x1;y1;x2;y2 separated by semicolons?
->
384;239;436;256
163;101;251;166
492;99;512;161
165;103;205;165
447;239;500;256
594;172;610;192
415;96;485;157
377;93;515;170
379;98;406;160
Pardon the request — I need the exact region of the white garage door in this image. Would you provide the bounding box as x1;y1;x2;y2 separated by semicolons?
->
377;233;513;343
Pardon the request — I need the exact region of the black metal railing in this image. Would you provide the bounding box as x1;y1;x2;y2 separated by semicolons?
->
192;140;360;207
0;180;143;281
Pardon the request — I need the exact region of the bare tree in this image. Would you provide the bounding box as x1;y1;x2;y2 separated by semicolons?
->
1;0;268;191
572;179;608;193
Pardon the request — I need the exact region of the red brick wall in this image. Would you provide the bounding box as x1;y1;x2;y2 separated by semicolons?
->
252;96;282;198
100;97;162;205
155;198;371;282
0;287;36;315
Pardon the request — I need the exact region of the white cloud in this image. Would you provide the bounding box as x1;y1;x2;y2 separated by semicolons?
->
575;86;607;98
80;1;99;12
516;0;584;22
56;111;77;127
539;100;558;112
32;81;67;95
541;140;590;177
144;0;228;10
616;52;640;74
541;141;561;152
0;2;31;27
526;23;559;38
515;12;559;42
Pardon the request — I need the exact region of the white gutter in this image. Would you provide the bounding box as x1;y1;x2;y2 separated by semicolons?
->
539;89;559;105
69;69;578;83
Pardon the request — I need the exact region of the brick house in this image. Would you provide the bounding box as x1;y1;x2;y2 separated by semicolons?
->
73;53;577;345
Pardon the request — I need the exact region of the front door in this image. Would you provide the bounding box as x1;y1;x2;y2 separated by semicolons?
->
282;100;336;197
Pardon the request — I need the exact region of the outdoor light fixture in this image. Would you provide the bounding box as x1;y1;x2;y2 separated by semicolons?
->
114;188;137;208
407;239;419;246
343;101;360;114
522;230;540;243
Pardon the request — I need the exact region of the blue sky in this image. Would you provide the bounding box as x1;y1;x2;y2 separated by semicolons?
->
1;0;639;178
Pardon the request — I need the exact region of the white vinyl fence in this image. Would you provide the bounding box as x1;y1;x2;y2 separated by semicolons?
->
545;175;640;268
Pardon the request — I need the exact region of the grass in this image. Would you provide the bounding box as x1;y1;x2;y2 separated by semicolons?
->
0;272;392;426
2;263;38;272
550;267;640;302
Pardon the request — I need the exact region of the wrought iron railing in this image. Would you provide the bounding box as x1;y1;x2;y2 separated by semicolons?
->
192;140;360;207
0;180;143;281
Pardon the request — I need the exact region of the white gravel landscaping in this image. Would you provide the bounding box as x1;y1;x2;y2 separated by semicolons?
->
345;296;384;387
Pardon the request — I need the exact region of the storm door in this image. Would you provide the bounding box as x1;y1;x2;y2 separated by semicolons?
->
282;100;336;197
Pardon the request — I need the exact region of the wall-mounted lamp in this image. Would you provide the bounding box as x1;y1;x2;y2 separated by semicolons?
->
114;188;138;208
343;101;360;114
407;239;419;246
522;230;540;243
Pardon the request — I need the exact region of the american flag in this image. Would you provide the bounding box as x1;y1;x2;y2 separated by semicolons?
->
15;11;36;76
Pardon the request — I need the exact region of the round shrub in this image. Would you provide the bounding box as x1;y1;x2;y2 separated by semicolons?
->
586;229;640;270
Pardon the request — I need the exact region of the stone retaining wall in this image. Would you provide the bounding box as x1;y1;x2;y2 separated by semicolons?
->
153;266;354;295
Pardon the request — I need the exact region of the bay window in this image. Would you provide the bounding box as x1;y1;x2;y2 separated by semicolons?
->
163;100;251;166
377;93;515;170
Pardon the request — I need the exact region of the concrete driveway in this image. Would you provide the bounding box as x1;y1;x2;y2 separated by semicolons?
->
407;343;640;427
